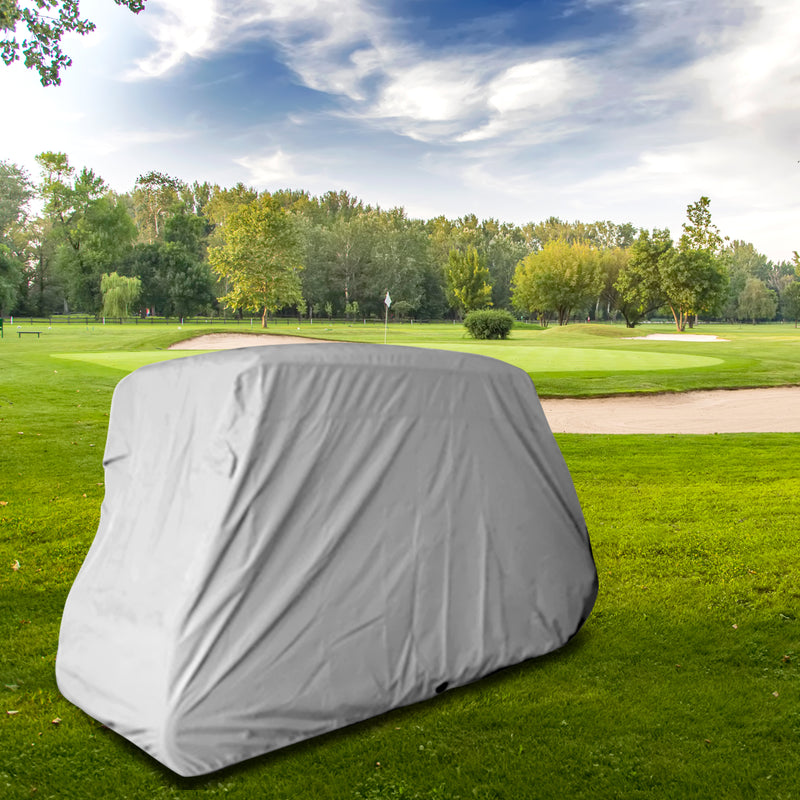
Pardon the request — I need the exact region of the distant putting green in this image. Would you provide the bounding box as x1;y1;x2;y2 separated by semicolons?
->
411;343;722;373
51;350;213;372
53;344;722;375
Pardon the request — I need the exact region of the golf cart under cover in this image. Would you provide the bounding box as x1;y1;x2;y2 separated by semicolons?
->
56;343;597;776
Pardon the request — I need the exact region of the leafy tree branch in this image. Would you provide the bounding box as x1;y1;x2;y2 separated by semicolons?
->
0;0;146;85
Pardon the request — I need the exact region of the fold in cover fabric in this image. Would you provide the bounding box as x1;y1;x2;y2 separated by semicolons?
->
56;343;598;777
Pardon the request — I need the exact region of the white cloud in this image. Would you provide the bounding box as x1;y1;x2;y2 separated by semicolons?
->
488;59;581;113
235;149;299;188
128;0;217;78
569;141;753;206
255;0;391;100
373;61;483;123
520;131;800;260
128;0;389;90
101;0;800;259
456;58;591;142
687;0;800;122
129;0;599;146
84;127;193;157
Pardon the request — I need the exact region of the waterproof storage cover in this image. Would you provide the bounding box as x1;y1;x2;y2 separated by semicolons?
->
56;343;597;777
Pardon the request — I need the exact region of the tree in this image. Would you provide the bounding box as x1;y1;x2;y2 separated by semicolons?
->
591;220;638;250
596;246;630;323
524;216;593;248
24;216;63;313
721;240;768;319
119;240;214;317
426;215;457;270
484;222;529;310
164;208;210;261
512;239;601;326
613;229;670;327
0;247;22;314
101;271;140;318
416;258;448;319
208;195;304;327
660;248;727;331
295;200;449;320
521;218;636;251
345;299;359;320
0;159;32;313
57;194;136;311
162;244;215;318
317;189;364;222
781;281;800;327
1;0;147;85
205;183;259;308
206;183;258;237
391;300;414;319
119;243;168;315
736;278;777;323
328;213;375;312
0;159;33;233
35;151;136;311
35;150;83;218
447;246;492;315
367;209;433;318
660;197;728;331
679;196;726;254
133;171;181;242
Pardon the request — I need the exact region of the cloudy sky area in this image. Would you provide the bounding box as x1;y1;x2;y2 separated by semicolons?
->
1;0;798;260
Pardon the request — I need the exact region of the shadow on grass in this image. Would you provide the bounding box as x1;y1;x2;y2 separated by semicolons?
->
141;627;595;787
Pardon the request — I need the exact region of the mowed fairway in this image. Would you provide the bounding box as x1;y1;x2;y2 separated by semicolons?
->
52;349;215;372
39;318;800;396
1;322;799;799
53;344;721;376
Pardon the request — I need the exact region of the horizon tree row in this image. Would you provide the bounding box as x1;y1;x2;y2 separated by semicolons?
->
1;154;797;327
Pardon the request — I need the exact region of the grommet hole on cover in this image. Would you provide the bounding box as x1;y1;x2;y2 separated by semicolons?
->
435;681;449;694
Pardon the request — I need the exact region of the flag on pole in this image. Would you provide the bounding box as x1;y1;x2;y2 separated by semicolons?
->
384;291;392;308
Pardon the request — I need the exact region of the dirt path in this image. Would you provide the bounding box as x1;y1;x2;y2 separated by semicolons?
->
169;334;800;433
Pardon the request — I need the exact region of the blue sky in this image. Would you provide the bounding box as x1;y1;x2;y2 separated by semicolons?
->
2;0;798;261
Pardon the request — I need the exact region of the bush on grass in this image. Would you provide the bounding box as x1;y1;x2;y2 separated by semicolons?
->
463;309;515;340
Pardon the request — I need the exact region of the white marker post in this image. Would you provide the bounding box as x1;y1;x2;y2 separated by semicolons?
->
383;291;391;344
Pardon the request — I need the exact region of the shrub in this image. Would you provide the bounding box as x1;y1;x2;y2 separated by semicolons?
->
463;309;514;340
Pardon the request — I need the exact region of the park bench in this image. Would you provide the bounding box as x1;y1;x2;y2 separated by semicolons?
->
18;330;41;338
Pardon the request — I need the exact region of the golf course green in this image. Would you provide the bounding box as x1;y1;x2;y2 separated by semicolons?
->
27;318;799;396
1;320;798;799
52;342;721;375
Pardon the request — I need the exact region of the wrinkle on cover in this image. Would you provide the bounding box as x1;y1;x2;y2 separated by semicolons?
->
169;363;426;760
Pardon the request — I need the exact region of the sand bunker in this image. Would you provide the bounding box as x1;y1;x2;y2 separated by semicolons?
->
168;333;334;350
541;387;800;434
169;334;798;433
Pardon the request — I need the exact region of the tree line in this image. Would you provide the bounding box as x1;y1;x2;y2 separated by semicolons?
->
2;153;799;329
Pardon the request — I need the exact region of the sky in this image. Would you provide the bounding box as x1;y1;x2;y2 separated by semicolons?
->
1;0;798;261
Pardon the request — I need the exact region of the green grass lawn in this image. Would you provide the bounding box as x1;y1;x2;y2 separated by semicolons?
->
305;320;799;396
53;343;723;377
13;317;800;396
1;322;799;799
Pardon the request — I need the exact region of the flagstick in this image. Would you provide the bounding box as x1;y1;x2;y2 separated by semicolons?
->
383;290;391;344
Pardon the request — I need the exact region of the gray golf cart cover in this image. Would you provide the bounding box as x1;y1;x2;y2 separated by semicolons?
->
56;343;597;777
